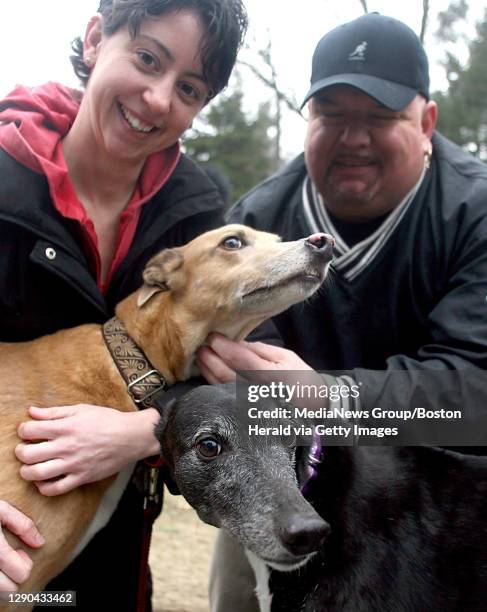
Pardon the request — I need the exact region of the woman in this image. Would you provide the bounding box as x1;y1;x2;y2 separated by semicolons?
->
0;0;247;607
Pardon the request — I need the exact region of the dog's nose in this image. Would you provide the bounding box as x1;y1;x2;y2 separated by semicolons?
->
280;514;330;556
305;233;334;260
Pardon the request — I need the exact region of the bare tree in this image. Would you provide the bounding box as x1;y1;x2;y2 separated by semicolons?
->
238;36;302;165
358;0;368;13
419;0;430;43
356;0;431;40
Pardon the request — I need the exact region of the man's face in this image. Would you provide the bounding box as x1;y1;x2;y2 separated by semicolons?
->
304;85;437;222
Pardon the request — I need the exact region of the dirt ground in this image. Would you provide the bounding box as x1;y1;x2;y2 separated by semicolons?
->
150;491;218;612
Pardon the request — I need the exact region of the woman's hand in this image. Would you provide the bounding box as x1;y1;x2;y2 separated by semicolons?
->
15;405;160;496
0;501;44;595
196;332;314;384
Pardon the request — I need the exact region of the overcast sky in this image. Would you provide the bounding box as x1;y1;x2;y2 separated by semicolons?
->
0;1;484;156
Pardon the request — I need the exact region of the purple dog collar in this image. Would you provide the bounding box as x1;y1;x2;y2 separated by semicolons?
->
300;432;322;496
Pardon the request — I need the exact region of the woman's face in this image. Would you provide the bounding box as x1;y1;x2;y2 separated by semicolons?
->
80;10;209;165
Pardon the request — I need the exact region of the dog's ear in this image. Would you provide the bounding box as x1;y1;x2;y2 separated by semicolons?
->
154;398;181;495
154;397;175;440
160;463;181;495
137;249;184;307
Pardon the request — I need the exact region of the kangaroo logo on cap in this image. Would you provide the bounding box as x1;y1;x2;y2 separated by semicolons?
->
349;41;367;61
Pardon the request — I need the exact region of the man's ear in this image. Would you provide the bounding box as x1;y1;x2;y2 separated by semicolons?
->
422;100;438;140
137;249;184;308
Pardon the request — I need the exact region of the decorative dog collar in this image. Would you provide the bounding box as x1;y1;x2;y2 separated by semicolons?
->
102;316;167;408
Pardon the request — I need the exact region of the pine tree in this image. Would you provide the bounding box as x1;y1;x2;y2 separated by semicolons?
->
434;5;487;159
184;83;277;203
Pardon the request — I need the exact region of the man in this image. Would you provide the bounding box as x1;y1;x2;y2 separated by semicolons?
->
196;13;487;611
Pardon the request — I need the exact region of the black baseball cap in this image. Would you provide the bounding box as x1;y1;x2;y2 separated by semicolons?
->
302;13;430;111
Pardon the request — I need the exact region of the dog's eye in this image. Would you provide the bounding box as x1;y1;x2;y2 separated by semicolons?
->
221;236;244;250
196;437;222;460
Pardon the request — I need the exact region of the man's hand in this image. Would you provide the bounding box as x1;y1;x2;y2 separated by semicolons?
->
196;333;314;384
16;405;160;496
0;501;44;595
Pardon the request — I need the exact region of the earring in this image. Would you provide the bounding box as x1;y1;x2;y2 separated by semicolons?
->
424;144;433;170
84;56;94;68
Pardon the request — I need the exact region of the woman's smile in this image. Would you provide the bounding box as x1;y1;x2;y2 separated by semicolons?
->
118;102;159;134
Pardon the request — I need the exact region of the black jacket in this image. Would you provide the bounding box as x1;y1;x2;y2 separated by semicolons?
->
0;148;224;610
227;133;487;447
0;148;225;341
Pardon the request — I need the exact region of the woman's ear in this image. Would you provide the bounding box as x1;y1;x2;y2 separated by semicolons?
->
83;15;103;62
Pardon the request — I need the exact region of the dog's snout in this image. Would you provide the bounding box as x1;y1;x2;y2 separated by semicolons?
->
305;233;334;260
280;514;330;556
305;232;335;251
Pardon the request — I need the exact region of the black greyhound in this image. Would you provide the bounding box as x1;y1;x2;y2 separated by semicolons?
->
156;384;487;612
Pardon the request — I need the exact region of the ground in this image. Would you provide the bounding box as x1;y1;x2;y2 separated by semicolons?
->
150;492;217;612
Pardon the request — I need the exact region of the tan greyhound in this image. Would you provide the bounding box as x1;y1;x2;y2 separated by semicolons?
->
0;224;333;604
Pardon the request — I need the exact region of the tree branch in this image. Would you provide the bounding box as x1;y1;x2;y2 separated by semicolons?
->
359;0;368;13
420;0;430;43
237;59;303;117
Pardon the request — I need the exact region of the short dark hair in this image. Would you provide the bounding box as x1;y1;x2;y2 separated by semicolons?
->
70;0;247;96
